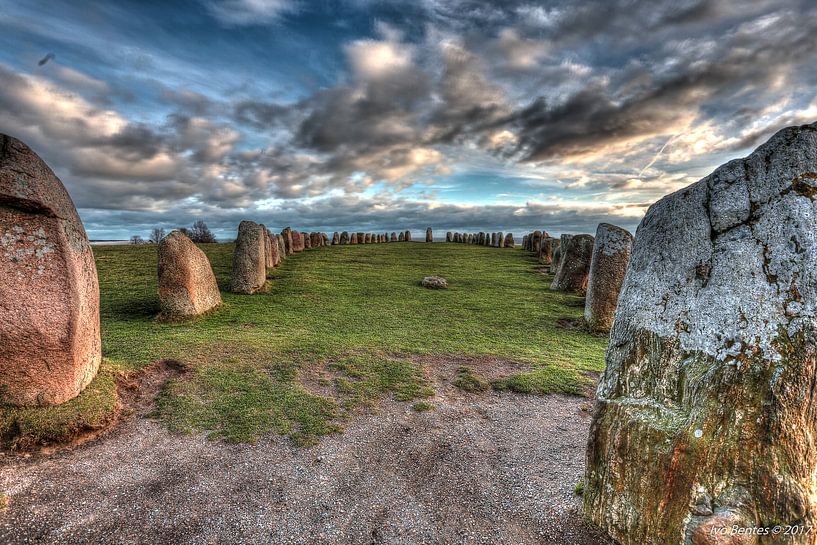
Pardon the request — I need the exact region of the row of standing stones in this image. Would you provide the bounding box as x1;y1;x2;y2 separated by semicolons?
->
445;231;516;248
521;225;635;334
3;122;817;544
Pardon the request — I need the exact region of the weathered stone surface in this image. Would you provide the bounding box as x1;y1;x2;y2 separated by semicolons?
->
364;233;371;244
421;276;448;289
304;232;312;249
497;232;504;248
340;231;349;244
490;232;496;247
357;232;366;244
404;230;412;241
584;223;632;333
0;134;101;406
446;231;452;242
426;227;433;242
332;232;339;245
291;230;304;252
398;232;404;242
584;123;817;545
550;244;561;274
282;227;294;255
522;235;528;250
157;230;221;321
322;233;329;246
310;232;321;248
230;220;266;294
391;232;397;242
350;232;358;244
504;233;514;247
550;234;593;292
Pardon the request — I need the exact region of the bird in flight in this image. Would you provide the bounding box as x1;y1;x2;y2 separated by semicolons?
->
38;53;55;66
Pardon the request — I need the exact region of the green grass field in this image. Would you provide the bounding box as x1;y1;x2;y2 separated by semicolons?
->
1;242;608;447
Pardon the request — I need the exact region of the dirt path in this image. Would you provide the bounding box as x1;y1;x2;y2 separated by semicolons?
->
0;369;612;545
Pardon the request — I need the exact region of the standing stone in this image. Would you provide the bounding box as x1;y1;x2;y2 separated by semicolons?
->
497;232;504;248
269;229;281;266
405;230;412;241
158;230;222;321
478;232;485;245
550;245;561;274
531;230;544;253
303;232;312;249
539;237;555;265
446;231;453;242
391;232;397;242
230;220;266;294
398;232;404;242
310;232;321;248
261;225;273;269
350;233;358;244
584;224;633;333
550;234;594;292
276;234;286;260
332;232;340;245
489;233;495;246
584;123;817;545
322;233;329;246
357;232;366;244
282;227;294;255
291;231;304;252
504;233;514;248
0;135;101;406
522;235;528;250
364;233;371;244
426;227;433;242
340;231;349;244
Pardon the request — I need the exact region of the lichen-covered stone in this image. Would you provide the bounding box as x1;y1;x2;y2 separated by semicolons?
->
230;220;266;294
539;237;555;265
276;234;286;260
584;123;817;545
531;230;542;253
158;230;221;321
583;223;632;333
550;234;593;292
0;134;101;406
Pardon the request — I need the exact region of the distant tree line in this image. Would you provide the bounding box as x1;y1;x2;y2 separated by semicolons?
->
130;220;216;244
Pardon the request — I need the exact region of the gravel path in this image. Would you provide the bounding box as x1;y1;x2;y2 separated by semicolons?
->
0;370;613;545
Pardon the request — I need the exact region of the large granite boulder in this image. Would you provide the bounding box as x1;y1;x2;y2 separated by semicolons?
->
310;232;321;248
583;224;632;333
158;230;222;321
550;234;593;292
426;227;433;242
230;220;266;294
584;123;817;545
0;134;101;406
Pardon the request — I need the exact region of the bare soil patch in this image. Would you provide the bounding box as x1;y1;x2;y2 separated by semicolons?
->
1;359;613;545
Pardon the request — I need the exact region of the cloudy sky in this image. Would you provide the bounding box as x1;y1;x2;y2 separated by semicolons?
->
1;0;816;240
